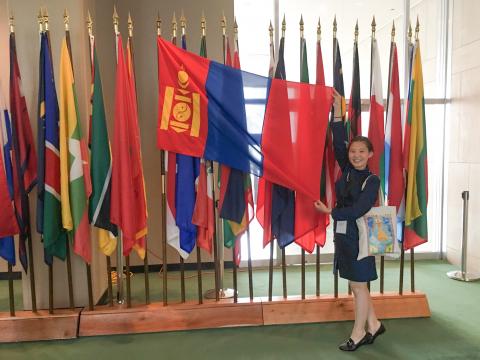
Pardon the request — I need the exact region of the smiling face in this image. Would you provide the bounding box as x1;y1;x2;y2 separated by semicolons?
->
348;140;373;170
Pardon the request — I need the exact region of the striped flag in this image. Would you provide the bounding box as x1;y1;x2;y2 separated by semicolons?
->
37;32;67;263
404;41;428;250
368;38;385;192
88;35;118;256
59;38;92;263
385;39;405;234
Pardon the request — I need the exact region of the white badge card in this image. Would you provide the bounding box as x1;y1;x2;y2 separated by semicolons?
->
336;220;347;234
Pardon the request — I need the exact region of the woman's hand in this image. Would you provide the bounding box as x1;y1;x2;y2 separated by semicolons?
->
314;200;332;214
333;89;343;120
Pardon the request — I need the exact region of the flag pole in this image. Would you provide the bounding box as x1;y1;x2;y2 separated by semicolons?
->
332;14;339;299
113;6;125;305
299;14;306;300
267;20;275;302
157;12;169;306
64;9;94;311
280;15;288;300
87;11;114;307
315;18;322;298
236;17;254;301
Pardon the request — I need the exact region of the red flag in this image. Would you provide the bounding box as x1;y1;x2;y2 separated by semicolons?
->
111;35;147;257
192;159;214;253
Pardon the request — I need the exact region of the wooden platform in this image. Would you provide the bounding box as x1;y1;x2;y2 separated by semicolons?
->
0;309;80;343
0;292;430;342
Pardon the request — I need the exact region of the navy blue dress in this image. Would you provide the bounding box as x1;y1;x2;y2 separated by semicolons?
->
330;122;379;282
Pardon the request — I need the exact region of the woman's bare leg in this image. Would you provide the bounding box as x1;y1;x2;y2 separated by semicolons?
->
349;281;369;343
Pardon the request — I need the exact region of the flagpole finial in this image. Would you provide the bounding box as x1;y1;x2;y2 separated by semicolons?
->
201;12;207;37
269;20;274;41
63;8;70;32
156;12;162;36
391;20;395;41
371;15;376;39
172;12;177;38
221;12;226;36
37;8;43;33
9;14;14;33
354;19;359;43
333;15;337;38
180;10;186;35
43;7;49;31
415;16;420;40
113;6;119;35
299;14;304;38
282;14;286;37
128;12;133;38
408;22;413;43
317;18;321;41
87;10;93;37
234;17;238;42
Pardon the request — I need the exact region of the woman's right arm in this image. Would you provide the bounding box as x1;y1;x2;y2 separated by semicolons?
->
331;121;348;170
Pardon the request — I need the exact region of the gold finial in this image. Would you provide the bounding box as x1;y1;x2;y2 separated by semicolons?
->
391;20;395;42
221;12;226;36
172;12;177;38
415;16;420;40
9;14;14;33
408;22;412;43
201;12;207;37
269;20;274;41
156;12;162;36
371;15;376;39
300;15;304;38
113;6;119;35
180;10;186;35
87;11;93;37
317;18;321;41
354;19;359;42
37;8;43;33
128;12;133;37
63;8;69;31
43;7;49;31
281;14;286;37
333;15;337;38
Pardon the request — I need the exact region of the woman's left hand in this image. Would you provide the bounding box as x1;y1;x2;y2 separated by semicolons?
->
314;200;332;214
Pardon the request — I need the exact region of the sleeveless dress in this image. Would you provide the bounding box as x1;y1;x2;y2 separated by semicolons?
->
330;122;380;282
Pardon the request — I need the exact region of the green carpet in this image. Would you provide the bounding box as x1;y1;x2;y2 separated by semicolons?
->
1;260;480;359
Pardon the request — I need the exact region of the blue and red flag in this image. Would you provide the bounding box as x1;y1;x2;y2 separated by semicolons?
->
157;37;332;203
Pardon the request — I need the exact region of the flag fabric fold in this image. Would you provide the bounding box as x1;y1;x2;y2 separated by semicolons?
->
404;42;428;250
111;35;148;258
59;38;92;263
347;40;361;140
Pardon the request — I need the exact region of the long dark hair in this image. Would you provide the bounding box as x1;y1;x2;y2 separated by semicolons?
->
348;136;374;152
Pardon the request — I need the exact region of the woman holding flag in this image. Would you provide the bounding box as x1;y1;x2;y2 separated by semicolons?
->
314;91;385;351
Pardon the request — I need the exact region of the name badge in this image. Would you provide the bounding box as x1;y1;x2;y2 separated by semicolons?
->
336;220;347;234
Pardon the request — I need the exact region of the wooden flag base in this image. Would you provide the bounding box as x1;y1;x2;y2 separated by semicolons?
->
0;309;80;343
0;292;429;341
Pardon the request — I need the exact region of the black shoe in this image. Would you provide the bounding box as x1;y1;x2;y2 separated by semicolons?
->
367;322;386;344
338;333;372;351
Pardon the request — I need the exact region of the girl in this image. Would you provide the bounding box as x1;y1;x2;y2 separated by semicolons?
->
314;92;385;351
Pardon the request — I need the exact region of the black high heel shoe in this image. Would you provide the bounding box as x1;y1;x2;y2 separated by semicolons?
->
367;322;386;344
338;332;372;351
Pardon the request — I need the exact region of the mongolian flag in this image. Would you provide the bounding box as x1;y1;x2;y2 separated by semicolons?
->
0;92;18;264
37;32;67;263
8;32;37;269
156;38;332;214
404;41;428;250
111;34;148;257
294;36;327;253
88;35;118;256
368;38;385;193
59;38;92;263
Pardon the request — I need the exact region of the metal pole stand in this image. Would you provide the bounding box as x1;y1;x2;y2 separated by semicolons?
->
116;231;125;304
205;218;235;299
447;191;480;282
